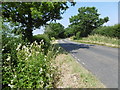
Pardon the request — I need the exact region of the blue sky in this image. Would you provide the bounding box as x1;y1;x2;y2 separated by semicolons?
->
33;1;118;35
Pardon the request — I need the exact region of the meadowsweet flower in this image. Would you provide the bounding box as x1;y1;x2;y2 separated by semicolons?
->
41;39;43;42
25;57;28;60
56;50;59;53
2;49;4;51
11;80;13;84
22;45;26;49
36;52;39;54
14;75;17;78
6;56;11;61
58;47;61;49
8;84;14;88
25;47;29;53
44;58;46;61
30;43;33;47
28;53;32;57
39;68;43;73
45;55;47;58
16;43;21;51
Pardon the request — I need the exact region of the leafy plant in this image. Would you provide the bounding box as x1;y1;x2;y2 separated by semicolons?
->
3;41;59;88
33;34;50;54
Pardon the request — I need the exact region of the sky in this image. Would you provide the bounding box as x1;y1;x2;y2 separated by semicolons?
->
33;1;119;35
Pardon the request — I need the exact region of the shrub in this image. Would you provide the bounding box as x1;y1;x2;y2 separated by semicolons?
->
2;41;57;88
91;24;120;39
76;32;81;40
32;34;50;54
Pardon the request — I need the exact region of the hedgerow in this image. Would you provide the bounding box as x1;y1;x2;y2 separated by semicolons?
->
91;24;120;39
2;40;59;88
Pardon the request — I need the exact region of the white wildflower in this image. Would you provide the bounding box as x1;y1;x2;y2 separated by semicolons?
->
11;80;13;84
45;55;47;58
36;52;39;55
38;45;41;48
8;84;14;88
41;49;44;51
39;68;43;73
42;41;44;45
25;47;29;53
44;58;46;61
2;49;4;51
28;53;32;57
16;43;21;51
14;75;17;78
41;39;43;42
58;47;61;49
34;41;38;45
30;43;33;47
25;57;28;60
56;50;59;53
6;56;11;61
22;45;26;49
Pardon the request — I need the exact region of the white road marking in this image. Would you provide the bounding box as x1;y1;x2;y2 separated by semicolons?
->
82;62;85;65
77;59;80;61
74;57;77;59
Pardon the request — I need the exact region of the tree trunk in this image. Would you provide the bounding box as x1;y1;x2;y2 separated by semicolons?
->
24;28;33;42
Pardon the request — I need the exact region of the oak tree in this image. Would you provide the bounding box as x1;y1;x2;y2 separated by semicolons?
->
69;7;109;37
2;2;75;41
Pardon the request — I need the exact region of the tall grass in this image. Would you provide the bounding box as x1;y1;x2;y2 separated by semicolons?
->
72;34;119;48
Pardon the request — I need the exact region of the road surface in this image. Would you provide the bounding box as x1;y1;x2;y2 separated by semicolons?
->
58;39;118;88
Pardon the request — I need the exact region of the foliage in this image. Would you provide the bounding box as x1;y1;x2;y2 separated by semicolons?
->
75;32;81;40
69;7;109;38
44;23;65;39
2;23;60;88
2;23;26;68
33;34;50;54
2;41;59;88
2;2;76;41
64;27;74;37
91;24;120;39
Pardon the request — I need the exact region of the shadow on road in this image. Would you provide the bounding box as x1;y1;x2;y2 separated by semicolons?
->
59;42;95;53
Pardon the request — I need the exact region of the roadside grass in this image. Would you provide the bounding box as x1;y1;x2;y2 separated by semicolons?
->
70;34;119;48
53;40;105;88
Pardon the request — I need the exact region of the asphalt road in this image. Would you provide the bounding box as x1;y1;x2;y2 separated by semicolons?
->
58;39;118;88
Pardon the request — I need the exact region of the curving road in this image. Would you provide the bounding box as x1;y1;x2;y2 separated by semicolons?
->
58;39;118;88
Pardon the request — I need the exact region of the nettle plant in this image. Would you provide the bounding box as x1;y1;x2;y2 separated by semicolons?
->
3;40;58;88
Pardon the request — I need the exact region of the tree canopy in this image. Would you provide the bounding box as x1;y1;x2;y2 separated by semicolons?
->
2;2;75;41
44;23;65;39
69;7;109;37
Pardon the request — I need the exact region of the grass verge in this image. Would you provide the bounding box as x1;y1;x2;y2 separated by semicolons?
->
70;34;119;48
53;41;105;88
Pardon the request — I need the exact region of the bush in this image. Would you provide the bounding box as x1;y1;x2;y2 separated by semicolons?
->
91;24;120;39
75;32;81;40
2;24;59;88
2;41;58;88
2;36;28;89
33;34;50;54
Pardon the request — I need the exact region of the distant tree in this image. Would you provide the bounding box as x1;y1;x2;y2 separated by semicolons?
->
64;27;74;37
69;7;109;37
2;2;76;41
44;23;65;39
